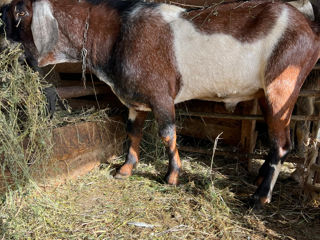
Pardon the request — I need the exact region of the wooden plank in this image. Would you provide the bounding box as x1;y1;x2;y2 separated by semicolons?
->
54;63;83;73
299;90;320;97
304;183;320;192
178;145;304;163
306;122;320;187
38;118;126;186
240;100;258;170
314;64;320;70
178;111;320;121
66;99;103;110
56;86;110;99
177;117;241;145
57;79;106;87
310;163;320;172
314;151;320;184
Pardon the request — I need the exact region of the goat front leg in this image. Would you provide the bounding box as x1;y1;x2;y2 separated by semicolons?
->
115;108;147;179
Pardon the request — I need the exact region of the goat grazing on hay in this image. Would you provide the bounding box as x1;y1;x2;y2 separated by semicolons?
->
1;0;320;208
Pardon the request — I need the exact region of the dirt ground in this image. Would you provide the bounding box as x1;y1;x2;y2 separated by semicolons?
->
0;151;319;240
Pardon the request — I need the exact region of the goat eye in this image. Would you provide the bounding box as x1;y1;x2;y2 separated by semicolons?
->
18;12;25;16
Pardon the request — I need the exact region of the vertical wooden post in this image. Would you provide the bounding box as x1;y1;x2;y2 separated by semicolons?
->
240;99;258;172
306;121;320;189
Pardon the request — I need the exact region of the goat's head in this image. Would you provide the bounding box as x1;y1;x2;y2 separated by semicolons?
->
1;0;33;42
1;0;82;67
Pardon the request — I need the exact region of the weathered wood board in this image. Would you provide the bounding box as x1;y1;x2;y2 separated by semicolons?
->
41;118;126;185
0;117;126;191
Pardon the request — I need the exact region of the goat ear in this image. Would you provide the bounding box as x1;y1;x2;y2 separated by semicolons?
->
31;0;58;57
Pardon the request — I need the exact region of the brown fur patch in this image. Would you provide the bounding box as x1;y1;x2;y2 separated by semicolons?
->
255;176;264;187
114;8;180;106
128;134;142;151
183;1;281;42
267;66;301;122
32;0;122;67
257;5;320;149
39;52;57;67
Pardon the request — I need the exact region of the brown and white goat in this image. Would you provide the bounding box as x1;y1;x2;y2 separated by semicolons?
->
1;0;320;207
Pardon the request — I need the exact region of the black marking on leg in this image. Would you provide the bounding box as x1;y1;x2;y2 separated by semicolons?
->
126;119;134;133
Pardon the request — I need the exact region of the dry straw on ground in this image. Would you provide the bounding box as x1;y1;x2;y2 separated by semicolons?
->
0;120;319;239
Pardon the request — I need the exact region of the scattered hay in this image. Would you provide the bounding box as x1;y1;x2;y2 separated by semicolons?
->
51;107;111;128
0;150;319;239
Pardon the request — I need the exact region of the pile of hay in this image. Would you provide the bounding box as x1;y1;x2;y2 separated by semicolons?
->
0;39;53;191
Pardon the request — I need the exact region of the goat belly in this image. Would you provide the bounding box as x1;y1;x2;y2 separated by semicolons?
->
157;5;289;104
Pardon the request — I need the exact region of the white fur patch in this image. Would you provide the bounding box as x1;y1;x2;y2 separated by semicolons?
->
158;5;289;105
289;0;314;21
128;5;143;19
32;0;58;55
268;161;282;201
134;105;152;111
129;108;138;121
32;0;80;66
158;4;184;22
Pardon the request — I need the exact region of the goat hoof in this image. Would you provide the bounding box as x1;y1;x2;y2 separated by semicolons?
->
114;172;131;180
248;197;263;210
248;194;269;210
115;163;134;179
114;164;134;180
165;171;179;185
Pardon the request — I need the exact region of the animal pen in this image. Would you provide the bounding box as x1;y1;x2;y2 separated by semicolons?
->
0;1;320;239
0;0;320;199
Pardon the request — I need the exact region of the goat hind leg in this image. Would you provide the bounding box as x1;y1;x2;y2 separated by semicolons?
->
153;103;181;185
251;94;294;207
252;129;291;207
162;124;181;185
